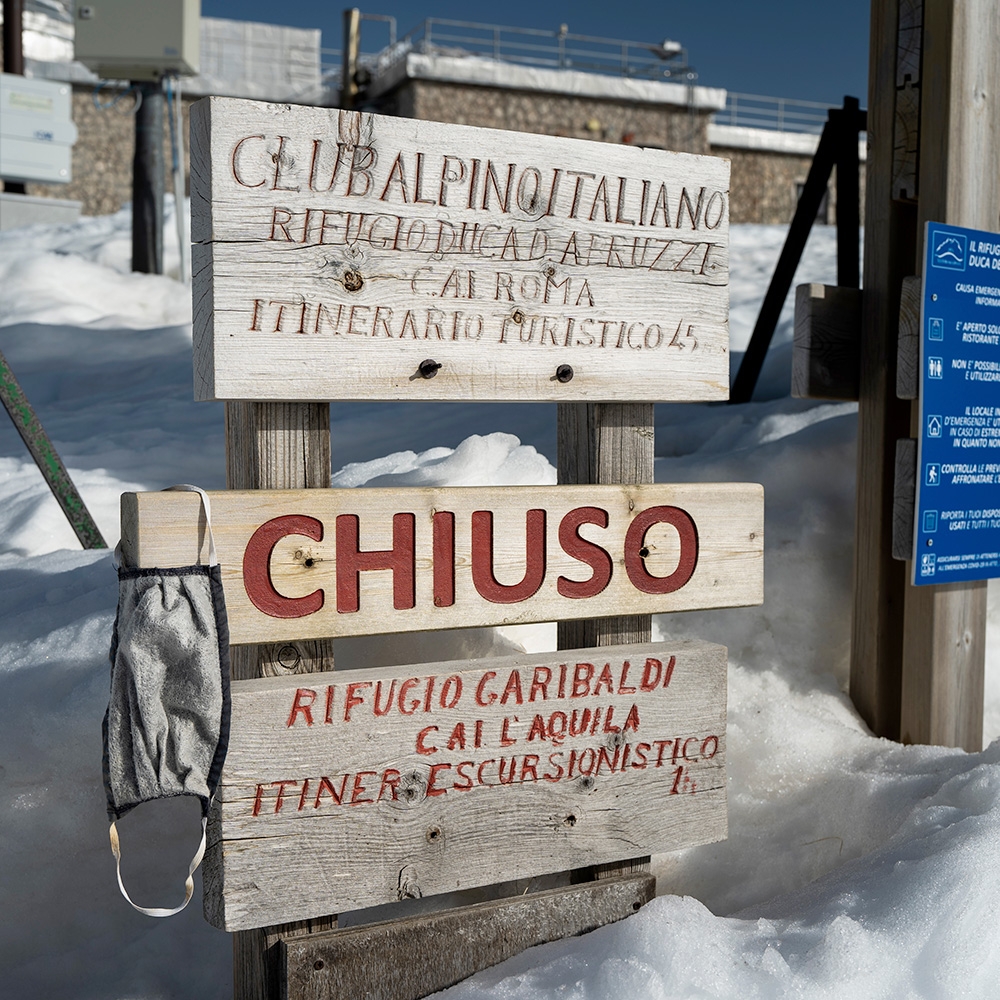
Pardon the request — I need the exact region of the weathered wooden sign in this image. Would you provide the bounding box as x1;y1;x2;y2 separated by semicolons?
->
121;484;763;644
190;98;730;402
202;640;727;930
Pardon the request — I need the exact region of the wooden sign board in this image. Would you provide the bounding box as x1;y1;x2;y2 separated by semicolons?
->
203;640;727;931
121;484;763;644
190;98;731;403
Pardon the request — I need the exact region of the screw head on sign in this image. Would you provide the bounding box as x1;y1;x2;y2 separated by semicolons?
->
343;270;364;292
418;359;443;379
277;644;301;670
556;364;574;383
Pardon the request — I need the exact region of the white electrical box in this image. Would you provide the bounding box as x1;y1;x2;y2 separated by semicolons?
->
74;0;200;80
0;74;77;184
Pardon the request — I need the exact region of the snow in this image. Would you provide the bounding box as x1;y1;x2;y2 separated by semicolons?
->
1;206;998;1000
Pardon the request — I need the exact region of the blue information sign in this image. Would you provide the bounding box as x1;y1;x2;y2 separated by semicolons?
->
914;222;1000;585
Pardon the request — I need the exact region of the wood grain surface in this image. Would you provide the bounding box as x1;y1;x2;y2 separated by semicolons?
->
899;0;997;752
120;483;763;644
190;97;731;403
203;640;727;931
282;874;655;1000
792;283;862;400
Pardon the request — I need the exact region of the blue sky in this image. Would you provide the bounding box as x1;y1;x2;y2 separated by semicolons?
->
201;1;870;106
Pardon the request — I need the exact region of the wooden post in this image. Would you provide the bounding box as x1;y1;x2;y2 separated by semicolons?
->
227;401;337;1000
849;0;919;741
898;0;999;750
558;401;653;882
852;0;998;749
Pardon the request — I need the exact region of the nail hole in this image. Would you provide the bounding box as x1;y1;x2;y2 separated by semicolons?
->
304;557;314;568
632;901;641;911
426;826;442;843
638;546;650;558
313;960;325;971
564;814;577;827
512;309;525;324
344;270;364;292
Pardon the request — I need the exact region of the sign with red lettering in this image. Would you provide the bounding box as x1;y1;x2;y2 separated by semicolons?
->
121;484;763;644
190;97;730;402
202;640;727;930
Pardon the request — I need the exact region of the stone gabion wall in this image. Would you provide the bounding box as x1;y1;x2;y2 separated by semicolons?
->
10;77;863;225
380;79;712;155
717;146;867;226
717;146;815;225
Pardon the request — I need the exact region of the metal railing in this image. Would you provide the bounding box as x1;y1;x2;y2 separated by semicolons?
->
320;14;840;138
362;18;694;82
713;92;835;134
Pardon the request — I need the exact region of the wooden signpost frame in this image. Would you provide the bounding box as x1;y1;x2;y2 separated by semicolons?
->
223;409;671;1000
183;98;751;999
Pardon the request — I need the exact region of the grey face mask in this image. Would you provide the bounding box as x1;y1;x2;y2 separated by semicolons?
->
102;485;231;917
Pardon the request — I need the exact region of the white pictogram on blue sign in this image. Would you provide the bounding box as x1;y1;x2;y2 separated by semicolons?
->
931;231;967;270
923;510;939;533
926;414;942;437
925;463;940;486
921;553;937;577
928;357;943;379
928;317;944;340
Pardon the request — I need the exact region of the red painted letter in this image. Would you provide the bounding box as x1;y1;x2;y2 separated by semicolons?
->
433;510;455;607
286;688;317;727
416;725;439;755
624;506;698;594
471;509;546;604
336;513;416;612
557;506;612;598
244;515;325;618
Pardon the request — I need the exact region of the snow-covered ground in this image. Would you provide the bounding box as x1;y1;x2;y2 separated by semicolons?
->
1;204;998;999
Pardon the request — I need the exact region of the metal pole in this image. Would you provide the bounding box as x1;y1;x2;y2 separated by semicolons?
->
2;0;24;75
0;348;106;549
835;96;862;288
729;116;838;403
341;8;360;110
3;0;27;194
131;80;164;274
166;76;189;284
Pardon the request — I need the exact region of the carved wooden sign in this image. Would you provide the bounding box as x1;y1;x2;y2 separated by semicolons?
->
120;484;763;644
190;97;731;402
203;639;727;930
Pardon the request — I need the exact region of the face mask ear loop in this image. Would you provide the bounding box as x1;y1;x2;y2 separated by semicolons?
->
164;484;218;567
109;816;207;918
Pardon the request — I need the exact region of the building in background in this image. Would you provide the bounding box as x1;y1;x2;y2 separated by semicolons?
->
1;6;863;224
